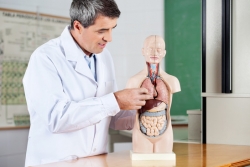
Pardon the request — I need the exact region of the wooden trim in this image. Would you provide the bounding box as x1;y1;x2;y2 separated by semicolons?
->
0;7;70;20
202;93;250;98
0;125;29;130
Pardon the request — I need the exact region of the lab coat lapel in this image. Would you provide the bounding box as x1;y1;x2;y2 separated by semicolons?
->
60;26;78;62
95;54;106;96
60;26;96;83
95;54;104;84
75;55;96;83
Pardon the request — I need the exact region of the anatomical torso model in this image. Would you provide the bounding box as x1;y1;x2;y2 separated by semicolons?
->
126;35;181;153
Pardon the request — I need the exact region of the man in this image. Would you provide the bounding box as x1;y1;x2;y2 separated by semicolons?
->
23;0;150;166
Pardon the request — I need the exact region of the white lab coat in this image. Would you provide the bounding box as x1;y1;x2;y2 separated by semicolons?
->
23;26;135;167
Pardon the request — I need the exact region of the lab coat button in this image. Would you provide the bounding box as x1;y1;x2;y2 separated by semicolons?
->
93;148;96;152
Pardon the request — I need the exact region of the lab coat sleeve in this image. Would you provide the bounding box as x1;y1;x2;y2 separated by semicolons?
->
109;110;136;130
23;50;120;133
109;72;136;130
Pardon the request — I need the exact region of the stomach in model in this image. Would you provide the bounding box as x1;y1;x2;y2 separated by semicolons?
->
147;103;166;112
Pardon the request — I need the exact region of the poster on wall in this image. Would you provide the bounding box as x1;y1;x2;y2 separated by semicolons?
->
0;8;70;127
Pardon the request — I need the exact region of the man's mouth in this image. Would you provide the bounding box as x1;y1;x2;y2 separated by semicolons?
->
98;43;106;48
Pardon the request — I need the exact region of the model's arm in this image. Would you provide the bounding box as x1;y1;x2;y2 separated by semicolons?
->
109;110;136;130
171;76;181;93
23;51;120;133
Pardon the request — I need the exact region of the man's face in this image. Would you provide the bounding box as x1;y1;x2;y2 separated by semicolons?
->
142;36;166;64
72;15;118;55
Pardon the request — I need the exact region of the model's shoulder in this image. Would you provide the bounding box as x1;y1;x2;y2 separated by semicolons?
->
160;70;181;93
131;70;148;80
160;70;178;81
126;70;147;88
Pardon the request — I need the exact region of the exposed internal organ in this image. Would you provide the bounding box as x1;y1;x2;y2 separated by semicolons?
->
141;98;162;112
141;115;166;136
139;63;169;137
139;63;169;113
139;110;167;137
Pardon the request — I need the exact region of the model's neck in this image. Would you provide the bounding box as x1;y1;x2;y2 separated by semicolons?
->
146;62;159;85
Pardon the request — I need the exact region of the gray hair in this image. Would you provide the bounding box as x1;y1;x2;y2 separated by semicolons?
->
70;0;120;29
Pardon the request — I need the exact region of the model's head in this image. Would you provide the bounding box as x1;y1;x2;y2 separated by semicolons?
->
142;35;166;64
69;0;120;55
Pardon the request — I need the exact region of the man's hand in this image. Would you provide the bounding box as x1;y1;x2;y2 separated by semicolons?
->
114;88;152;110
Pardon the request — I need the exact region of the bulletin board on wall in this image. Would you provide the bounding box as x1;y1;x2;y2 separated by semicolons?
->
0;8;70;127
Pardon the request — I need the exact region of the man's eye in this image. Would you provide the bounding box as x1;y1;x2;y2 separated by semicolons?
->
98;31;104;34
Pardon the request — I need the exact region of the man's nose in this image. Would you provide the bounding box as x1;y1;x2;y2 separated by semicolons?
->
103;31;112;42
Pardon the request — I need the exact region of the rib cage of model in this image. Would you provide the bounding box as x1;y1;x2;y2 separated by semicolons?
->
126;35;181;163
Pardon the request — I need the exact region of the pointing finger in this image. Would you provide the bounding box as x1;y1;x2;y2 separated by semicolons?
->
138;94;152;101
135;100;146;106
138;88;149;94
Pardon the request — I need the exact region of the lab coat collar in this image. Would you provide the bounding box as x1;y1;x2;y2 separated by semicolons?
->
60;26;79;62
60;26;96;83
60;26;104;85
75;55;97;83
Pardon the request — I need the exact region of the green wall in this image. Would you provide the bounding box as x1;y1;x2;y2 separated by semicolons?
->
164;0;201;115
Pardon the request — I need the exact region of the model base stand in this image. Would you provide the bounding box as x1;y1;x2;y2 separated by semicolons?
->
130;150;176;166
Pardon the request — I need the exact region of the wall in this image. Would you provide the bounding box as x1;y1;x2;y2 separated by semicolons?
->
0;0;72;17
0;129;29;167
0;0;164;166
164;0;201;115
204;0;250;145
205;0;222;93
107;0;164;90
0;2;72;166
232;0;250;93
0;0;165;90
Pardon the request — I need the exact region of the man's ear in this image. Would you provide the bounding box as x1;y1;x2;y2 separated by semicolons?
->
73;20;82;34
